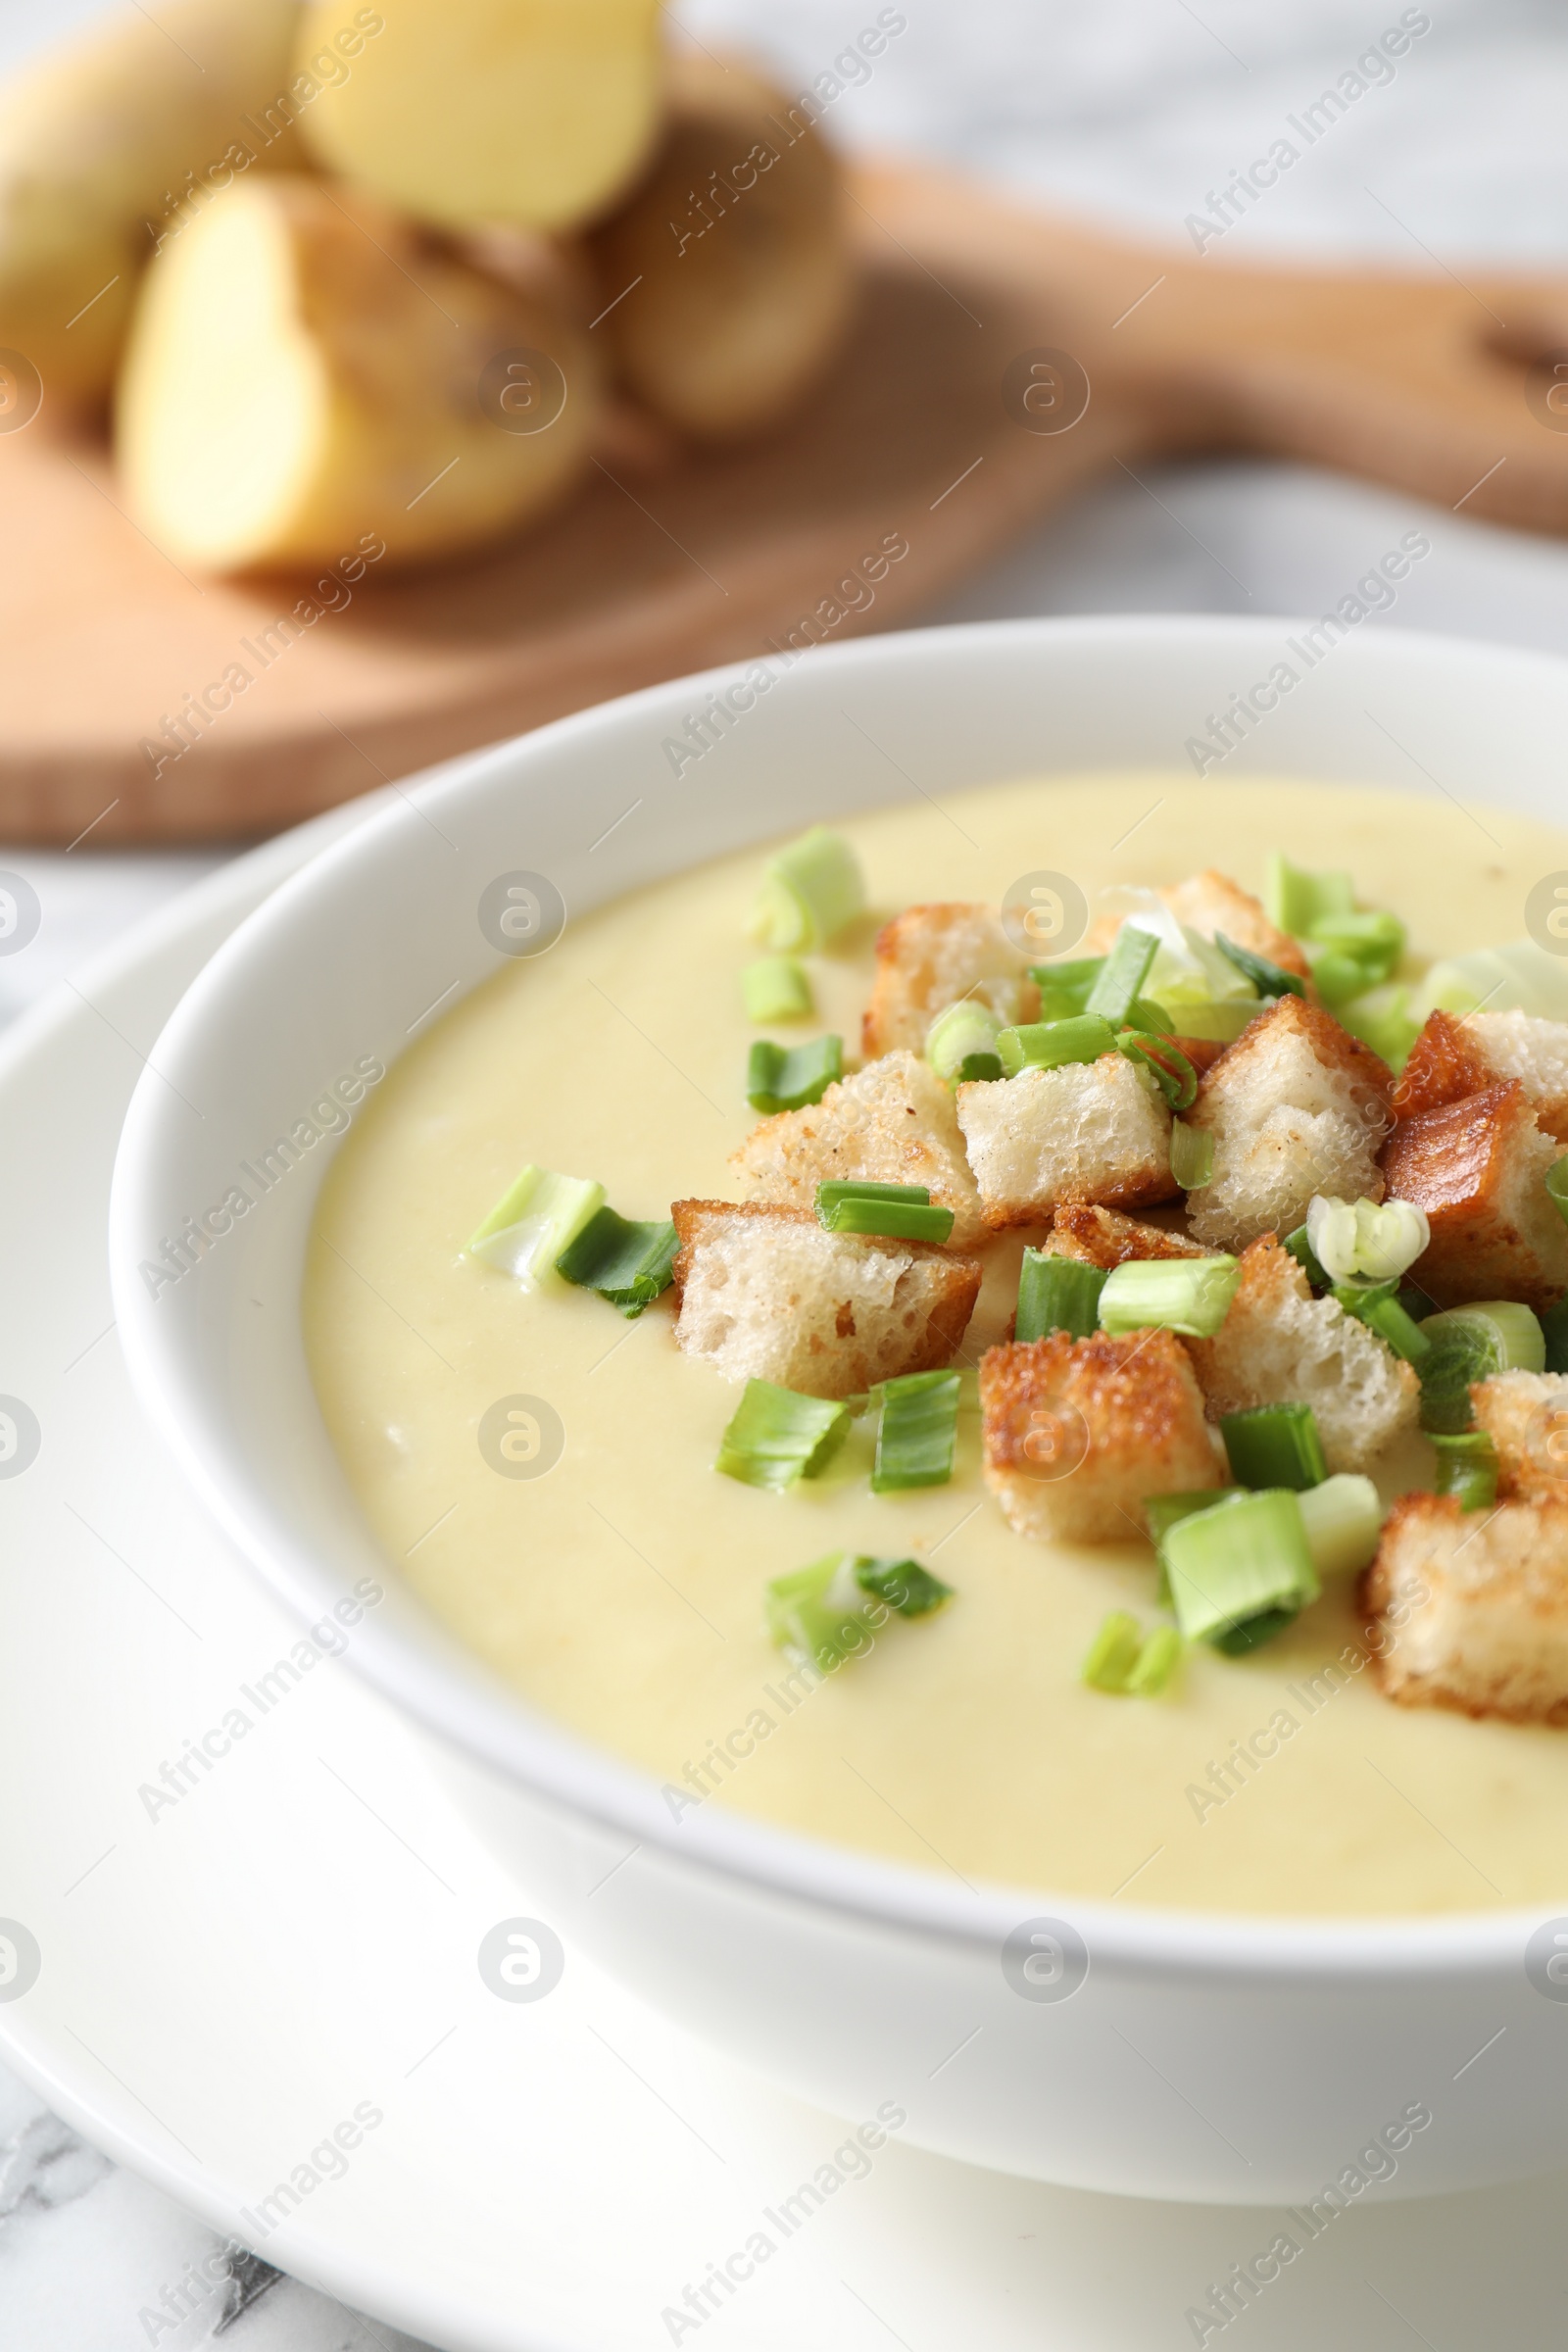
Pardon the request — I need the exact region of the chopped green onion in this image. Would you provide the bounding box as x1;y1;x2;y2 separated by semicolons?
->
1220;1403;1328;1492
717;1380;851;1490
1210;1607;1301;1657
1030;956;1104;1020
1015;1250;1107;1343
1099;1254;1241;1339
1298;1473;1383;1576
1414;941;1568;1025
1543;1298;1568;1376
1162;1489;1319;1647
957;1052;1004;1083
1213;933;1305;1000
1126;1625;1184;1695
1265;854;1354;937
1121;904;1257;1018
1337;980;1421;1072
1117;1030;1198;1111
1283;1223;1330;1290
1305;1195;1429;1285
749;827;864;953
1332;1279;1433;1365
1166;999;1259;1044
1146;1488;1236;1605
926;999;1002;1085
1308;948;1377;1009
765;1552;876;1668
1085;924;1158;1024
1398;1282;1437;1323
1170;1120;1214;1190
467;1164;605;1287
743;956;812;1023
871;1369;960;1492
1548;1157;1568;1230
1081;1611;1144;1692
1431;1432;1499;1513
853;1553;954;1617
555;1207;679;1317
997;1014;1118;1077
1418;1302;1546;1434
814;1180;955;1244
1126;996;1176;1033
1308;907;1405;986
747;1034;843;1113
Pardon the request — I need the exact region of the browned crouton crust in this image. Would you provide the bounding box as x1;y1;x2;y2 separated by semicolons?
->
1043;1203;1207;1268
862;903;1036;1057
669;1199;981;1397
1392;1009;1497;1125
1362;1489;1568;1724
1379;1081;1568;1312
979;1329;1219;1544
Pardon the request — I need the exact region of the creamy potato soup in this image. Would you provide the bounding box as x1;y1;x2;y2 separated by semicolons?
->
306;775;1568;1916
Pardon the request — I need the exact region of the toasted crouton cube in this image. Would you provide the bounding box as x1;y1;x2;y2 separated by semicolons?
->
980;1329;1220;1544
1086;871;1310;983
956;1055;1175;1231
730;1050;985;1250
670;1200;981;1398
1363;1491;1568;1723
1470;1371;1568;1499
1186;1236;1419;1473
1185;997;1393;1250
862;904;1036;1057
1043;1202;1207;1268
1395;1009;1568;1144
1380;1080;1568;1312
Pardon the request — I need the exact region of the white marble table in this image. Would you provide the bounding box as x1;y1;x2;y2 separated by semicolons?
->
5;0;1568;2341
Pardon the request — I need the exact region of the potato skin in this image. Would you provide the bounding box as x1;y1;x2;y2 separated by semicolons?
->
0;0;305;409
587;52;856;441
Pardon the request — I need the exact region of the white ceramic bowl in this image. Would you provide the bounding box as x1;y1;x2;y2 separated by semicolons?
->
110;616;1568;2204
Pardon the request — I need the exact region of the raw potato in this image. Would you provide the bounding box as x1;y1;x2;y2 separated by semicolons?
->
0;0;306;408
118;175;599;573
294;0;664;233
587;52;855;440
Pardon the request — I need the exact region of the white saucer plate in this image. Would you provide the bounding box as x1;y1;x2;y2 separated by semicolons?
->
0;801;1564;2352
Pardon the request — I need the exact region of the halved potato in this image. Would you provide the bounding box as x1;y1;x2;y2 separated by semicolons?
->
118;175;599;572
586;52;855;441
294;0;664;233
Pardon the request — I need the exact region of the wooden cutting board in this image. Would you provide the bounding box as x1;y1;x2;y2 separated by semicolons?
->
4;154;1566;845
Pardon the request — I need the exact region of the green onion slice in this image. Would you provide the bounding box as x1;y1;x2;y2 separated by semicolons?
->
1030;956;1104;1020
1298;1473;1383;1576
1170;1120;1214;1191
467;1165;605;1287
1418;1301;1546;1434
555;1207;679;1317
926;999;1003;1086
747;1034;843;1113
1167;999;1259;1044
854;1553;954;1617
1265;854;1354;937
1162;1488;1320;1648
1081;1611;1144;1693
1331;1280;1433;1366
743;956;812;1023
1282;1223;1330;1290
1548;1158;1568;1230
1431;1432;1499;1513
1305;1195;1429;1285
717;1380;852;1491
1146;1487;1236;1607
871;1369;960;1492
1015;1250;1107;1343
957;1051;1004;1083
764;1550;952;1669
1117;1029;1198;1111
1220;1403;1328;1492
1126;1625;1184;1695
997;1013;1118;1077
1085;924;1158;1024
749;827;864;953
1337;980;1421;1073
1213;933;1305;1000
814;1180;955;1244
1542;1298;1568;1376
1308;907;1405;987
1099;1253;1241;1339
1209;1607;1301;1657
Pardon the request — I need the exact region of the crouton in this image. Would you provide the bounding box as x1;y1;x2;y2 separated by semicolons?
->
1186;1235;1420;1473
1380;1080;1568;1312
980;1329;1220;1544
730;1050;985;1250
1085;871;1310;982
1185;997;1393;1250
1362;1490;1568;1724
862;904;1036;1057
1043;1202;1207;1268
956;1055;1175;1231
1395;1009;1568;1144
1470;1370;1568;1499
670;1199;981;1398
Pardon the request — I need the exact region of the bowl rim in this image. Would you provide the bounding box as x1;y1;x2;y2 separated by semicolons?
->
109;611;1568;1983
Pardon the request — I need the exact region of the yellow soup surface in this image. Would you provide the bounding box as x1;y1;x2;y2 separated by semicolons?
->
305;774;1568;1917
